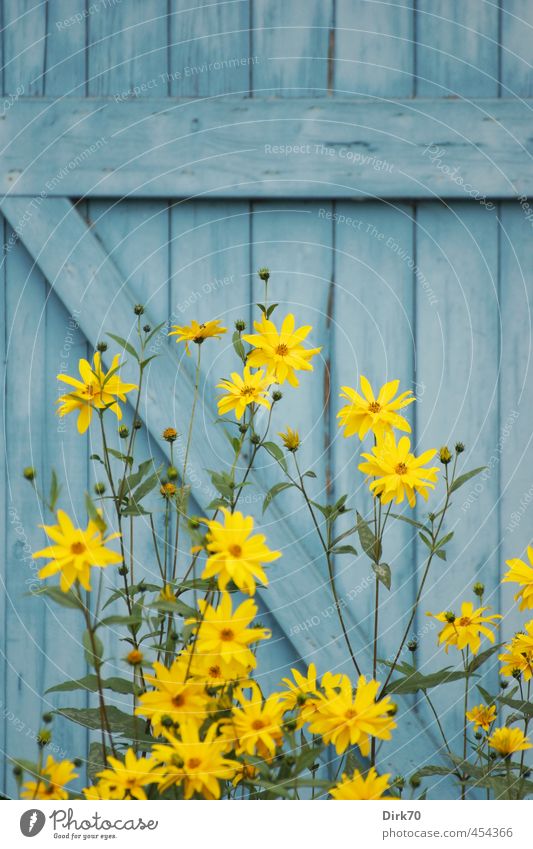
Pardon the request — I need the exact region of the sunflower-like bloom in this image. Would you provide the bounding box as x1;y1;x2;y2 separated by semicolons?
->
187;592;271;674
279;663;320;726
466;703;497;732
168;319;227;355
226;681;286;761
182;645;250;687
217;365;271;420
502;547;533;611
57;352;137;434
21;756;78;800
134;657;208;735
96;750;161;800
499;622;533;680
359;434;438;508
278;426;300;452
488;726;532;756
32;509;122;592
202;508;281;595
338;376;415;440
243;313;321;386
330;767;393;800
152;722;238;799
306;674;396;756
427;601;502;656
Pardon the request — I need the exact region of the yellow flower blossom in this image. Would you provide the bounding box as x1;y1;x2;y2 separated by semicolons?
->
338;376;415;440
499;622;533;680
188;592;271;673
243;313;321;386
307;674;396;756
330;767;393;800
57;352;137;434
202;508;281;595
152;722;238;799
359;434;438;508
217;365;271;420
32;509;122;592
466;704;497;732
227;681;286;761
503;547;533;611
21;756;78;801
278;426;300;452
428;601;501;655
169;319;226;355
96;750;160;800
135;658;208;734
488;726;532;756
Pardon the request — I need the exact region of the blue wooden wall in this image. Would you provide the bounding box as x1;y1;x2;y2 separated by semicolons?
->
1;0;533;798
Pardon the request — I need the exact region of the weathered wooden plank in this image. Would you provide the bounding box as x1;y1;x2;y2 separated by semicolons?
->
252;1;333;96
2;0;46;95
501;0;533;97
44;0;87;96
169;0;250;97
499;201;533;646
1;97;532;198
0;195;439;776
414;203;500;763
0;217;7;789
416;0;499;96
335;0;414;96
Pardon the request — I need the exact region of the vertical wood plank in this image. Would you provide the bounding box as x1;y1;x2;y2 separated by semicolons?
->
416;0;499;96
2;0;46;95
252;1;333;95
415;202;500;752
501;0;533;97
335;0;414;96
88;0;168;97
0;219;7;789
169;0;251;96
44;0;87;96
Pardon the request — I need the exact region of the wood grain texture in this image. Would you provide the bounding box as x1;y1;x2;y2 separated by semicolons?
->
2;97;532;198
501;0;533;97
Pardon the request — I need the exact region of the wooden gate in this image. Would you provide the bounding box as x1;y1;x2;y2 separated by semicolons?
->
1;1;532;798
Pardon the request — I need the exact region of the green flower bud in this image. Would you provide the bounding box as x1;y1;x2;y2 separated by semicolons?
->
407;639;418;653
258;268;270;282
118;425;129;439
445;611;456;623
118;565;128;577
439;446;452;464
235;319;246;332
42;712;53;724
134;304;145;316
143;324;151;333
272;390;283;402
167;465;178;481
23;466;36;481
94;482;106;495
473;582;485;598
455;442;465;454
96;341;108;352
409;775;421;788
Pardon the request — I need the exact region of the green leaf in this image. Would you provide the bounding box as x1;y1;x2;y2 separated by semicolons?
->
98;613;143;628
46;675;138;696
107;448;133;466
89;453;103;464
449;466;486;495
85;492;106;532
55;706;148;742
477;685;496;706
467;643;502;675
129;467;162;505
107;332;140;362
87;742;106;784
330;545;358;556
435;531;454;550
82;630;104;670
121;502;150;516
372;562;391;590
418;530;433;550
31;585;82;610
390;513;429;531
356;511;381;563
435;549;447;561
232;330;246;362
387;665;468;695
262;441;288;473
123;459;155;494
49;469;61;510
498;696;533;719
263;481;294;513
303;470;317;479
208;469;235;500
144;321;166;346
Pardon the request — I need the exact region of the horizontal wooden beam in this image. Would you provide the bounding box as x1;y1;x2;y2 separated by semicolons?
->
1;97;531;199
0;196;442;774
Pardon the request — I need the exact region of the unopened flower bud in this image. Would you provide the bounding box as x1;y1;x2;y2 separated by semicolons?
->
445;611;456;623
235;319;246;332
143;324;151;333
133;419;142;430
161;715;174;729
133;304;144;316
188;517;200;530
119;425;129;439
118;565;128;577
42;712;53;724
23;466;36;481
126;649;143;666
238;424;248;434
12;765;22;778
387;703;398;717
94;482;106;495
475;731;483;741
500;679;509;690
409;775;421;789
393;776;405;790
407;639;418;653
473;582;485;598
272;390;282;402
167;465;178;481
455;442;465;454
512;668;522;680
258;267;270;282
73;758;83;768
163;427;178;442
96;341;108;352
37;729;51;747
250;433;261;445
439;446;452;464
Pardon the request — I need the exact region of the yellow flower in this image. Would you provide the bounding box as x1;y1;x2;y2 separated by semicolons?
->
183;647;249;687
83;783;107;800
21;756;78;800
359;434;439;508
96;750;160;800
428;601;502;655
278;426;300;452
135;658;208;734
243;313;321;386
32;509;122;592
57;352;137;434
488;726;532;756
330;767;393;800
307;674;396;756
227;681;286;761
152;722;238;799
338;376;415;440
160;482;177;498
217;365;271;420
188;592;271;673
162;426;178;442
466;704;497;732
499;622;533;680
279;663;318;711
202;508;281;595
168;319;227;355
503;547;533;611
126;649;144;666
159;584;176;603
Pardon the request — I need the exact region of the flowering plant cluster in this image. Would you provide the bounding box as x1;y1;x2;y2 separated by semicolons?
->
15;271;533;801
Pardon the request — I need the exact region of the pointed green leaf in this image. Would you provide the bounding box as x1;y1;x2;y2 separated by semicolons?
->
449;466;486;495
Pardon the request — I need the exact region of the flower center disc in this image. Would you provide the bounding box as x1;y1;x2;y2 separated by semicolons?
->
252;719;265;730
240;385;255;397
368;401;381;413
276;344;289;356
228;544;242;557
395;462;408;475
458;617;471;627
70;541;86;555
172;693;186;707
220;628;234;641
345;709;357;720
187;758;201;769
